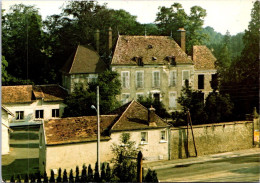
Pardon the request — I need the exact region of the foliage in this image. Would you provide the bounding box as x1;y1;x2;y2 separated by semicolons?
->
30;174;35;183
144;168;159;182
87;164;93;182
81;164;87;182
24;174;29;183
111;133;140;182
16;175;21;183
219;1;259;119
94;162;100;182
49;170;55;183
69;169;74;183
10;175;15;183
75;166;80;183
105;163;112;182
63;70;121;117
101;163;106;181
62;169;68;183
36;172;41;183
204;91;233;123
177;80;207;124
43;171;48;183
137;94;170;118
57;168;62;182
155;3;207;54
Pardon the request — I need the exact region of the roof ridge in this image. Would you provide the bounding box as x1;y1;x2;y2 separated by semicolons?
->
111;100;135;130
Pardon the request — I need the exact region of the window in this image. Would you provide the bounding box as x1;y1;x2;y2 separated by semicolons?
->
35;110;44;119
182;70;190;86
198;75;204;89
152;71;160;88
171;56;176;66
15;111;24;120
211;74;218;89
52;109;60;118
137;57;143;66
121;93;130;104
121;71;130;88
136;71;144;88
136;93;144;100
160;131;167;141
169;71;177;87
169;92;177;109
141;132;148;144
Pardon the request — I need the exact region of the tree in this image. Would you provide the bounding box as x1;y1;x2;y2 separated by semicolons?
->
24;174;29;183
63;169;68;183
43;171;48;183
87;164;93;182
94;162;100;182
100;163;106;181
144;169;159;182
105;163;111;182
63;70;121;117
56;168;62;183
30;174;35;183
220;1;259;119
69;169;74;183
111;133;140;182
75;166;80;183
177;80;207;124
155;3;207;54
204;91;233;123
137;94;170;118
2;4;50;84
81;165;87;182
36;172;41;183
16;175;21;183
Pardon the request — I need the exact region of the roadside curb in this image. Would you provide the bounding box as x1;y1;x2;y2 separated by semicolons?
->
144;148;260;170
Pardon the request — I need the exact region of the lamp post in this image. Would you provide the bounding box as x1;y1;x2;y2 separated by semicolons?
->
91;86;100;173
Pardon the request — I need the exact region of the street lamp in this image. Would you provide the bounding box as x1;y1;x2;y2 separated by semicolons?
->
91;86;100;173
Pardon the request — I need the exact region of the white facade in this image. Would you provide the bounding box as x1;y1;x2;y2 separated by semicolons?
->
1;107;13;155
4;100;66;126
40;127;169;175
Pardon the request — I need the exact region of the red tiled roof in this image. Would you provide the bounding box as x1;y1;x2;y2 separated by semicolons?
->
193;45;216;70
111;35;192;65
111;100;168;131
44;100;168;145
60;45;107;74
44;115;118;145
2;84;68;104
2;85;34;103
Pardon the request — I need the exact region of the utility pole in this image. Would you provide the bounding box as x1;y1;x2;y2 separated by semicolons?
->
97;86;100;173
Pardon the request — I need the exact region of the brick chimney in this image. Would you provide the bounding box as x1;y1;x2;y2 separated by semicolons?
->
108;27;112;55
95;29;100;53
148;106;157;127
178;28;186;53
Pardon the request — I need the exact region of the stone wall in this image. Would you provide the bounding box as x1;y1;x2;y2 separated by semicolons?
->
170;121;253;159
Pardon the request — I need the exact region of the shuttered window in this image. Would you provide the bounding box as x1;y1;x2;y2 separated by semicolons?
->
121;71;130;88
169;71;177;87
136;71;144;88
152;71;160;88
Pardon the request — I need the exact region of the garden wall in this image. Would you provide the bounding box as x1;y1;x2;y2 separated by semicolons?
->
170;121;254;159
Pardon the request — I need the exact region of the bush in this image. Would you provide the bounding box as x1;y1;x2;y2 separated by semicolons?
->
49;170;55;183
69;169;74;183
144;168;158;182
63;169;68;183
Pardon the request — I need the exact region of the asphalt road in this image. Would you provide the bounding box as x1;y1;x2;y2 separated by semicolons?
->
155;154;260;182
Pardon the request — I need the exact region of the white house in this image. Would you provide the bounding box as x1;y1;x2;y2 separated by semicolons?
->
39;100;170;175
1;84;68;126
1;106;14;155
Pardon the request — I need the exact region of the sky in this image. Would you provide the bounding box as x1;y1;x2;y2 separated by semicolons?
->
1;0;255;35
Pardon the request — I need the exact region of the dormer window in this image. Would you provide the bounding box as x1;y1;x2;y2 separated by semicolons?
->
171;56;176;66
148;45;153;49
152;57;157;61
137;57;143;66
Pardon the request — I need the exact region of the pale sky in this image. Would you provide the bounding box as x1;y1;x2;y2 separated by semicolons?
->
1;0;255;35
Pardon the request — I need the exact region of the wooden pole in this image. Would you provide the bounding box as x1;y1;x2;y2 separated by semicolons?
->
186;111;189;158
188;110;197;157
97;86;100;173
137;151;143;183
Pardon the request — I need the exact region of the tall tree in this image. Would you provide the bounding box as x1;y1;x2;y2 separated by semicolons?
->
2;4;49;84
155;3;207;54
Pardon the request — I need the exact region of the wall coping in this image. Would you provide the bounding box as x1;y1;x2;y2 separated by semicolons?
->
170;121;253;130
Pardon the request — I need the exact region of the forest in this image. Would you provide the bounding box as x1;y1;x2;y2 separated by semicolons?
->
2;1;259;120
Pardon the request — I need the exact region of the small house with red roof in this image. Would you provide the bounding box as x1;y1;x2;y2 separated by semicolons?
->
1;84;68;126
39;100;170;174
